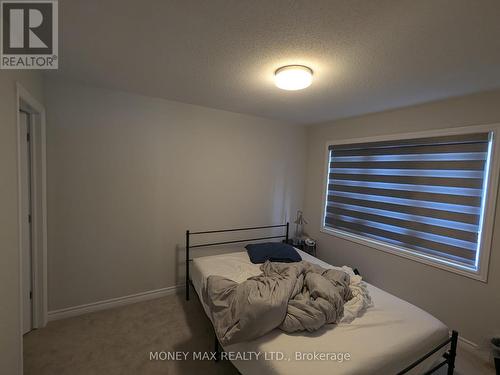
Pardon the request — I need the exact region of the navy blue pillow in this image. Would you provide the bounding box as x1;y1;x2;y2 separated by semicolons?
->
245;242;302;264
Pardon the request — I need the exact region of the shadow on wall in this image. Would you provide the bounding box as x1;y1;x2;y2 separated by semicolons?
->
176;241;251;287
175;244;183;286
174;222;293;287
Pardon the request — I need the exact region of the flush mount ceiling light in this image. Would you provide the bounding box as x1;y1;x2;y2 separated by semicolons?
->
274;65;313;91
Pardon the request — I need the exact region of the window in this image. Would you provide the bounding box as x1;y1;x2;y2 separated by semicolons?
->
322;127;500;281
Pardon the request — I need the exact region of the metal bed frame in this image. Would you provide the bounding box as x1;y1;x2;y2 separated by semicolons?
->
185;223;289;301
184;223;458;374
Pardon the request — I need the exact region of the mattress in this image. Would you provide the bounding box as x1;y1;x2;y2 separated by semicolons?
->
191;249;449;375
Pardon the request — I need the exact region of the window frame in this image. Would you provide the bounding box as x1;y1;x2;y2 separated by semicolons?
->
320;124;500;282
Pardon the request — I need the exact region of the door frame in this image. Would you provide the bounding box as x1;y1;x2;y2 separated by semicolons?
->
16;83;48;347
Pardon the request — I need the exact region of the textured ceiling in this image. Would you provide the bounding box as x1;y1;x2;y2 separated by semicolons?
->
48;0;500;124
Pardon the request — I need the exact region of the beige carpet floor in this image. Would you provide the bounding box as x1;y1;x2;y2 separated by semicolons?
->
24;292;495;375
24;293;238;375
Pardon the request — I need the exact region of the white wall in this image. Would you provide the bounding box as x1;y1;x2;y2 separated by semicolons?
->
304;89;500;347
45;80;306;311
0;71;44;375
42;79;500;350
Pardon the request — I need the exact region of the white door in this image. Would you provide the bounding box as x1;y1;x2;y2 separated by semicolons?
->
20;110;33;335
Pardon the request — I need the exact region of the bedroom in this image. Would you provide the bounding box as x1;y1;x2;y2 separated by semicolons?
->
1;1;499;374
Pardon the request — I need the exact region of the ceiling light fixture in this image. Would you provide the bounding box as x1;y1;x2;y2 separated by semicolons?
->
274;65;313;91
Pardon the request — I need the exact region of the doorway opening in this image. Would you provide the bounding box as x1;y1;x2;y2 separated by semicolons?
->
17;83;48;367
19;109;34;334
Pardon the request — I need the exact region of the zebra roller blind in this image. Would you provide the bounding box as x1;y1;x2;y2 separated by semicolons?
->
325;132;491;269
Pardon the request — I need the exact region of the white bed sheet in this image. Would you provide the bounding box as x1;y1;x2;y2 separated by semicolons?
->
191;249;449;375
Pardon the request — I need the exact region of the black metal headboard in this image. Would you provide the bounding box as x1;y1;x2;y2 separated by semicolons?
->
185;223;289;300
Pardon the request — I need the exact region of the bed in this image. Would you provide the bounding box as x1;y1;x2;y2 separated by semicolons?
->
185;223;458;375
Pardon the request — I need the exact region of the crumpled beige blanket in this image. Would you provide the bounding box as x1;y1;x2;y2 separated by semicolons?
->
203;260;352;345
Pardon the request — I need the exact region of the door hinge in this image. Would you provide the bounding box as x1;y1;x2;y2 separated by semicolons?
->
29;291;32;300
28;214;32;224
27;133;30;142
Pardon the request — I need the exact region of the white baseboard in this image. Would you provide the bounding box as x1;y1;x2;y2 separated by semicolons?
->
458;335;479;349
458;335;494;366
48;285;184;321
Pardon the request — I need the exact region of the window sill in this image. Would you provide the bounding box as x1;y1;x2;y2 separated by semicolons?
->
320;226;487;282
